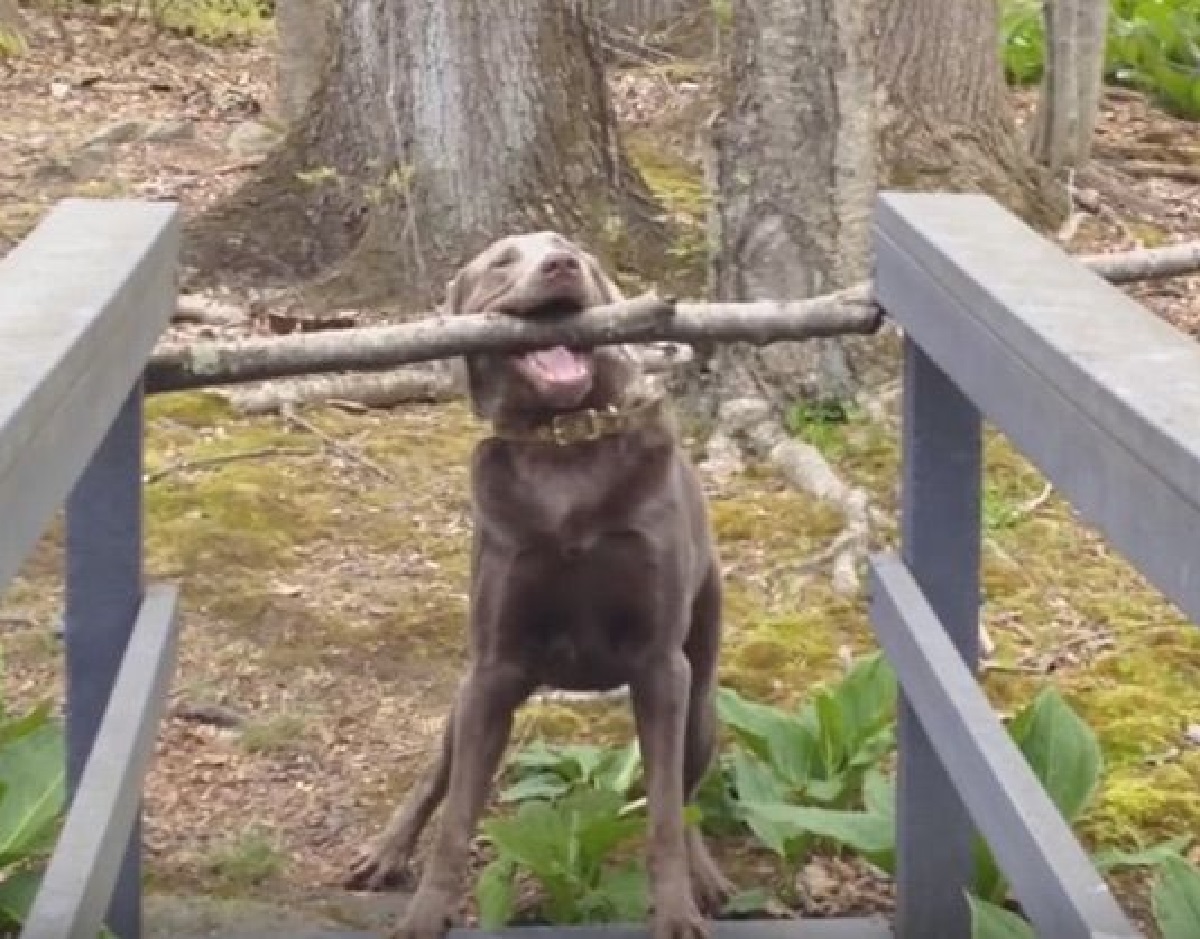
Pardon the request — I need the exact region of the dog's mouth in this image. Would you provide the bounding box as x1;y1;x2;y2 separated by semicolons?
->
512;345;594;405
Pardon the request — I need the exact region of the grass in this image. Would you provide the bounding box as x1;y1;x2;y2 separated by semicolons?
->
201;829;286;894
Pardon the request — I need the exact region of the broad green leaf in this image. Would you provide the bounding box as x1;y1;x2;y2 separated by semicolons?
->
973;837;1007;905
729;747;784;805
803;772;850;806
1092;835;1192;873
0;718;66;861
566;789;644;870
497;773;570;804
814;692;847;775
583;862;648;922
595;740;641;796
475;857;516;929
717;687;819;786
830;653;898;747
482;801;573;888
1152;854;1200;939
1008;688;1101;823
967;895;1036;939
0;866;43;928
0;701;52;749
739;800;894;855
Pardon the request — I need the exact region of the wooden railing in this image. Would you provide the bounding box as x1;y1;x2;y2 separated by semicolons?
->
5;192;1190;938
1;199;181;939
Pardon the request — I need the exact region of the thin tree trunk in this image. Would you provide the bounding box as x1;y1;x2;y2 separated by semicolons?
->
187;0;662;311
1030;0;1110;173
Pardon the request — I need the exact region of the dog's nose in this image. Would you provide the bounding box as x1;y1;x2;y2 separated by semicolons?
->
539;252;581;279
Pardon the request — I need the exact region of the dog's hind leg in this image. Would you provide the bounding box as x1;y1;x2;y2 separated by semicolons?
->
345;703;456;891
682;566;735;916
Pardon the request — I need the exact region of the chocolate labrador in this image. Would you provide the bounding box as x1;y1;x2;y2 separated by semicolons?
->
346;232;733;939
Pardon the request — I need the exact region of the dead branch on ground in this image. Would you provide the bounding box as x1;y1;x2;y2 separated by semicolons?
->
222;368;456;415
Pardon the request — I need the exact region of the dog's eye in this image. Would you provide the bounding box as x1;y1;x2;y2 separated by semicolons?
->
489;251;518;270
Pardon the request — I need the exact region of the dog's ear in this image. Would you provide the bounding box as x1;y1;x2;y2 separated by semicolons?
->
583;251;625;307
443;268;505;420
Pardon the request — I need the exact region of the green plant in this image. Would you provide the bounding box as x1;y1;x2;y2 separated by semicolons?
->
717;653;898;861
970;852;1200;939
999;0;1046;84
476;788;650;928
0;692;67;932
784;399;859;459
998;0;1200;118
151;0;271;45
1107;0;1200;118
498;740;641;805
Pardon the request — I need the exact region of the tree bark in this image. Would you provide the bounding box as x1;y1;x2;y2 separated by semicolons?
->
1029;0;1110;174
187;0;662;311
700;0;879;408
876;0;1067;226
274;0;339;125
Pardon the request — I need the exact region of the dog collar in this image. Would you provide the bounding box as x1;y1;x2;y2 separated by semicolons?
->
491;396;667;447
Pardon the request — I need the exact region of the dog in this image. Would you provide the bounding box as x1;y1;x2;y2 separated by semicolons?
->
346;232;732;939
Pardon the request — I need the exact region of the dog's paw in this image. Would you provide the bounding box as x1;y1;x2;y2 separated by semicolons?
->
687;834;734;916
344;838;413;892
652;898;712;939
386;891;454;939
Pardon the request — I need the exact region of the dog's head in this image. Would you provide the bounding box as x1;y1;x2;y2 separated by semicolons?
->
444;232;637;423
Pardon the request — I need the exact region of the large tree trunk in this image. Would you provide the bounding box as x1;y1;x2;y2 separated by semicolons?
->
1029;0;1109;174
696;0;1068;411
876;0;1067;225
188;0;662;312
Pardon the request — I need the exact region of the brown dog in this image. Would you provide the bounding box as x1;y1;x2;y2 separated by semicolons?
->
346;232;732;939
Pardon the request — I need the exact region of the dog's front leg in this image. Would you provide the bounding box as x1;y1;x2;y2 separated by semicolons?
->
630;648;710;939
389;664;527;939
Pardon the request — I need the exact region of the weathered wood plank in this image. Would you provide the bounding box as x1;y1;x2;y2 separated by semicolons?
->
869;553;1139;938
22;584;182;939
874;192;1200;623
0;198;179;593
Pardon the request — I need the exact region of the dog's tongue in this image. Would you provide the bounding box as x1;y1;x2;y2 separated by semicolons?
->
525;346;586;383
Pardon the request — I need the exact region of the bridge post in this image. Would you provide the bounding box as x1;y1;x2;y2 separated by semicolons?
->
893;339;983;939
64;380;146;939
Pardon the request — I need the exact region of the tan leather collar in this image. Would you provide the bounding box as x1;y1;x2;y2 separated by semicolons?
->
491;396;667;446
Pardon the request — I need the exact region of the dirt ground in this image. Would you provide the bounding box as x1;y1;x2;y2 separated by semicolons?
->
2;6;1200;935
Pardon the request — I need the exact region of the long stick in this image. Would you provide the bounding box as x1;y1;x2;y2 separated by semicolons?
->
145;241;1200;394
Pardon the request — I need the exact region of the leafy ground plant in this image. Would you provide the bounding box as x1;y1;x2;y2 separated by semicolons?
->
970;851;1200;939
999;0;1200;118
0;675;67;932
717;652;898;862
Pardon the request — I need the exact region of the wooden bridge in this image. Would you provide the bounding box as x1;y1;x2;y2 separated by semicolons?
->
7;191;1197;938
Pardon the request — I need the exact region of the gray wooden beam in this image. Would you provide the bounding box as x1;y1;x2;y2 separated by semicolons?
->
65;381;146;939
0;198;179;594
22;584;182;939
869;554;1139;939
892;340;982;939
874;192;1200;624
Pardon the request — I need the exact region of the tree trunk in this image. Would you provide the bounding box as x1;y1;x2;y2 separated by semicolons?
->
876;0;1067;226
696;0;1068;411
697;0;878;407
1029;0;1109;174
187;0;662;312
274;0;339;125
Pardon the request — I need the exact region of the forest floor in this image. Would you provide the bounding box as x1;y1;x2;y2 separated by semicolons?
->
2;7;1200;938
